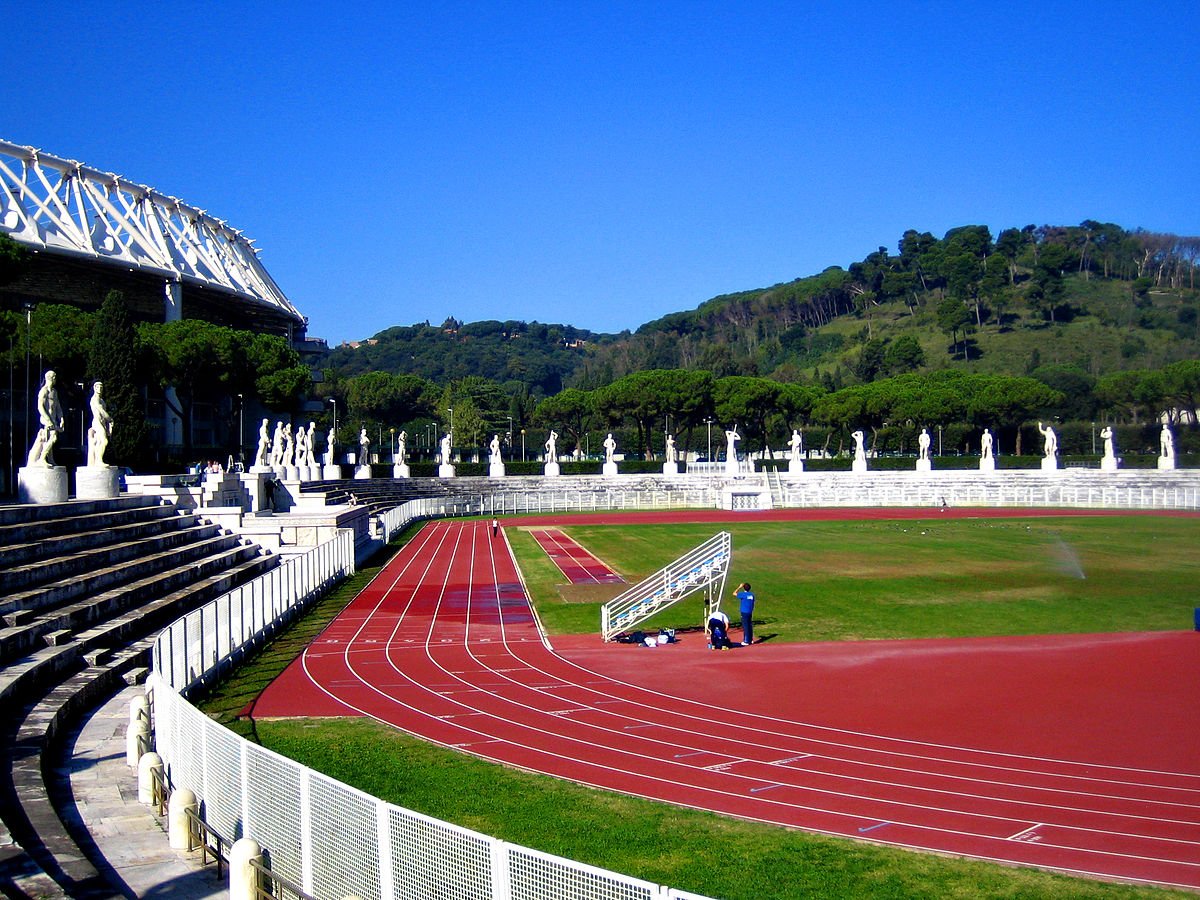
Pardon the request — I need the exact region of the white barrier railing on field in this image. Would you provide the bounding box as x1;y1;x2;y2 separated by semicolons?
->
151;503;713;900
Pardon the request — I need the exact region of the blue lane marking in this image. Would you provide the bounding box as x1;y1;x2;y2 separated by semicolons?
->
857;821;890;834
749;783;782;794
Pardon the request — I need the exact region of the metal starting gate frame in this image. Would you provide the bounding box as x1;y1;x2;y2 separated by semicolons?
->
601;531;731;641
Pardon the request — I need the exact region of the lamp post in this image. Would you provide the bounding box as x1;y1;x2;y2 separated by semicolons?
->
1091;421;1096;456
390;427;395;461
327;398;337;461
237;393;244;465
520;428;525;462
23;302;33;454
506;416;513;458
705;417;713;468
76;382;85;455
937;425;943;457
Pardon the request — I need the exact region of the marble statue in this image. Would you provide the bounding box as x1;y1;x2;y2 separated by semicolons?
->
1037;422;1058;459
1101;426;1115;460
665;434;677;464
325;429;336;466
851;430;866;462
1160;424;1175;460
918;428;931;461
358;428;370;466
489;434;502;465
306;422;318;466
281;422;295;468
254;418;271;468
439;432;452;465
26;371;64;467
269;421;285;468
603;432;617;464
294;421;311;468
980;428;994;459
86;381;113;467
724;426;740;461
544;430;558;462
397;430;407;464
788;429;803;462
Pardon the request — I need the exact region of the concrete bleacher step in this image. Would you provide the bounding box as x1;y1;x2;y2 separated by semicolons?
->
0;495;162;529
0;519;222;594
0;507;196;571
0;528;239;622
0;536;266;669
0;545;276;711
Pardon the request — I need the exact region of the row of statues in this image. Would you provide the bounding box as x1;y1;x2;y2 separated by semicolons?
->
16;369;1185;489
25;372;113;469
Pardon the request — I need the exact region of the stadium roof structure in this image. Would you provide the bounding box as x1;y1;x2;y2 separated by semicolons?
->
0;139;305;332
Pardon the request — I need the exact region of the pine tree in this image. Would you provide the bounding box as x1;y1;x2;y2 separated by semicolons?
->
87;291;148;466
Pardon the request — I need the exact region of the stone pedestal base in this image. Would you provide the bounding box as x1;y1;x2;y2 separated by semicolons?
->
979;458;996;473
307;465;323;481
602;462;619;477
851;459;868;474
393;464;410;478
322;464;342;480
438;464;456;478
1101;456;1119;472
788;459;804;474
250;464;274;475
283;465;299;481
354;465;372;480
723;462;739;476
1158;456;1176;470
488;462;506;478
544;462;561;477
662;461;678;476
75;465;120;499
915;459;932;473
18;466;68;504
1041;457;1059;472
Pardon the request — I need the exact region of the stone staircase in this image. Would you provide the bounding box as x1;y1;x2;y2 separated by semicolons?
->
0;495;280;899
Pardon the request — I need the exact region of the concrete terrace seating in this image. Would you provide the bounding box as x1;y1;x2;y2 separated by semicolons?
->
0;495;280;899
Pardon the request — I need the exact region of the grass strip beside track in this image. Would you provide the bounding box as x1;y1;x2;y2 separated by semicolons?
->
197;517;1195;900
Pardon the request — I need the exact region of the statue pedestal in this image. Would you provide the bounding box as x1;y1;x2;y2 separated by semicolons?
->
723;461;739;476
283;465;300;481
662;461;678;476
602;462;619;477
438;464;456;478
488;462;506;478
251;464;274;475
393;464;410;478
75;465;120;499
354;465;371;480
18;466;68;504
306;465;323;481
915;459;932;473
1158;456;1176;470
1101;456;1119;472
322;464;342;480
851;459;868;474
979;458;996;473
1041;457;1059;472
544;462;561;477
788;459;804;474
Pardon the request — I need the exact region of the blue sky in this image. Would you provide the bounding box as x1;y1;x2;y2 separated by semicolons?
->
4;2;1197;345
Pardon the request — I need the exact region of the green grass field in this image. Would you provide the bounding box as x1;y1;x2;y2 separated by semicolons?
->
511;515;1200;641
199;514;1200;899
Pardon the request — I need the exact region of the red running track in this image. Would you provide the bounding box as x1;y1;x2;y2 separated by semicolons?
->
527;527;624;584
255;518;1200;890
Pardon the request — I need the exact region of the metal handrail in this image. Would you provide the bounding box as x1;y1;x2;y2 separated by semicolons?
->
249;857;314;900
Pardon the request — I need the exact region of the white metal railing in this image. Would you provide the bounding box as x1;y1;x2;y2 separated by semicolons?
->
601;532;731;641
150;515;712;900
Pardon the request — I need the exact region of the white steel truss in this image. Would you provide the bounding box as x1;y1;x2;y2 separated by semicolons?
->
0;139;302;323
601;531;731;641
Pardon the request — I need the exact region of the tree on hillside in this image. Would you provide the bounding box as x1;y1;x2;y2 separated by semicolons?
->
883;335;925;375
712;376;783;454
86;291;148;466
534;388;594;457
936;297;972;360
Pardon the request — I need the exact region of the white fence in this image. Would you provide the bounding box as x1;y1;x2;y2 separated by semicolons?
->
151;501;712;900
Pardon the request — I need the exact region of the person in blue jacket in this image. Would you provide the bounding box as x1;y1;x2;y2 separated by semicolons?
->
735;582;756;645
